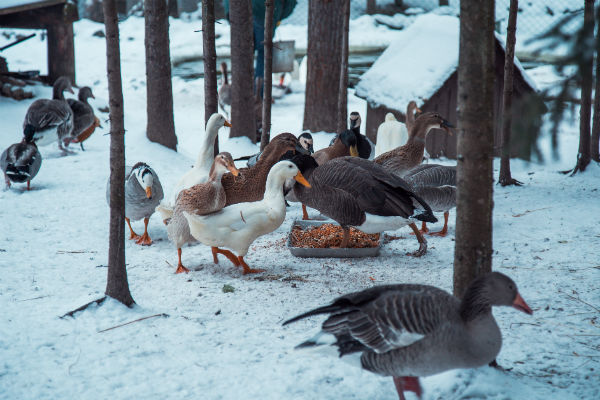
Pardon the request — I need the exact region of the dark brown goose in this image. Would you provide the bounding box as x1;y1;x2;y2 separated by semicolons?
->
1;138;42;190
23;76;74;152
221;133;298;205
374;112;453;177
404;164;456;236
289;154;437;256
313;129;358;166
66;86;100;150
284;272;533;400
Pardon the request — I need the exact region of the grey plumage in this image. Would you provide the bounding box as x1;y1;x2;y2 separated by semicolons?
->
404;164;456;213
1;141;42;185
67;87;96;141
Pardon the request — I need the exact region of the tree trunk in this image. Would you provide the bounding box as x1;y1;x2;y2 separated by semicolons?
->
145;0;177;150
498;0;522;186
260;0;274;151
570;0;594;174
303;0;345;133
336;0;350;134
229;0;256;141
47;23;76;85
440;0;449;6
103;0;134;307
591;3;600;162
366;0;376;15
202;0;219;156
453;0;495;298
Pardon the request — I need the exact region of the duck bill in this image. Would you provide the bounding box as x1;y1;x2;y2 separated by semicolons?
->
441;120;454;135
349;145;359;157
228;164;239;176
224;120;232;128
294;172;311;188
512;292;533;315
145;187;152;199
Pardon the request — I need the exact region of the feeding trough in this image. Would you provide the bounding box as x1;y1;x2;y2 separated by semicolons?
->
287;219;381;258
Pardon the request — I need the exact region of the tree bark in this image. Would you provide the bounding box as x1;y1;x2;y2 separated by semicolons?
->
591;3;600;162
453;0;495;298
498;0;522;186
336;0;350;134
439;0;449;6
145;0;177;150
103;0;134;307
366;0;376;15
260;0;274;150
303;0;345;133
229;0;256;141
202;0;219;156
47;23;76;85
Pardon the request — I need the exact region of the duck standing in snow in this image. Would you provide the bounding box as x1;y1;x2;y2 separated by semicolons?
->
375;113;408;157
183;160;311;274
167;153;239;274
107;162;164;245
22;76;74;153
1;137;42;190
284;272;533;400
65;86;101;150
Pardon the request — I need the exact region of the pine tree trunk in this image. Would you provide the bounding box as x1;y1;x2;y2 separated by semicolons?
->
145;0;177;150
571;0;594;174
303;0;345;133
453;0;495;298
260;0;274;151
336;0;350;134
591;3;600;162
103;0;134;307
498;0;522;186
229;0;257;141
202;0;219;156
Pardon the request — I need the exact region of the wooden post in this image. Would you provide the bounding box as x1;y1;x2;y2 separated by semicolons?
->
260;0;274;150
366;0;376;15
337;0;350;134
47;23;75;85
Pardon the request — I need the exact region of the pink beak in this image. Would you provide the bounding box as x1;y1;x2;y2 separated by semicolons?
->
512;292;533;315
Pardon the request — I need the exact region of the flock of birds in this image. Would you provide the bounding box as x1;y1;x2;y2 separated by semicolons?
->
1;77;533;400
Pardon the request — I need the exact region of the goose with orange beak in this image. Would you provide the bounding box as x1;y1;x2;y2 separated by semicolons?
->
184;161;310;275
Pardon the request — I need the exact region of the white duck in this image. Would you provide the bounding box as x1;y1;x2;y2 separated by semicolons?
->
375;102;421;157
156;113;231;222
183;160;311;275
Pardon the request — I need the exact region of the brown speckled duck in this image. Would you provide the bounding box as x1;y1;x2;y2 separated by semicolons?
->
66;86;100;150
374;112;453;177
167;153;239;274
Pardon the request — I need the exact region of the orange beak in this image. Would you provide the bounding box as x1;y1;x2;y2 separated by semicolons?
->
224;120;232;127
294;171;311;188
228;163;239;176
145;187;152;198
512;292;533;315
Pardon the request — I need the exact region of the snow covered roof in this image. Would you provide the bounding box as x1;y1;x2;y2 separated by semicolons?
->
355;13;537;112
0;0;66;15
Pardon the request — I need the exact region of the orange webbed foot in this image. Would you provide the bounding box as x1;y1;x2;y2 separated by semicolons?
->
175;263;190;274
238;256;265;275
135;233;153;246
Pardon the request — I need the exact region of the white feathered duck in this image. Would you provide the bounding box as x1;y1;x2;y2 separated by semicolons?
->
374;101;421;157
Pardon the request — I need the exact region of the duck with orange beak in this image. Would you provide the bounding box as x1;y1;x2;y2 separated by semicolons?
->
106;162;164;245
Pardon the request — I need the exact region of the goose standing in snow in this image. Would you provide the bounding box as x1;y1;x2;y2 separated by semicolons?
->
183;161;311;274
65;86;101;150
289;154;437;256
284;272;533;400
156;113;231;223
1;137;42;190
22;76;74;153
107;162;164;245
218;62;232;118
167;153;239;274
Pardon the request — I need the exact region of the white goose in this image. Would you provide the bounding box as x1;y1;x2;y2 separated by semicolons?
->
375;102;421;157
183;161;311;275
156;113;230;222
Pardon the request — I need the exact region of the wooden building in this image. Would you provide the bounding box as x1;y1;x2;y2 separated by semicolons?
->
0;0;78;84
355;14;543;160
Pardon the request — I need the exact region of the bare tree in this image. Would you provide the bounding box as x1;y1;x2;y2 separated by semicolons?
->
498;0;522;186
145;0;177;150
229;0;257;141
453;0;495;298
260;0;274;150
336;0;350;134
592;4;600;162
303;0;345;133
202;0;219;155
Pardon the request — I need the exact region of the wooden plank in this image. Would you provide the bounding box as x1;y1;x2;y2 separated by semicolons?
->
0;3;77;28
0;0;66;16
47;22;75;85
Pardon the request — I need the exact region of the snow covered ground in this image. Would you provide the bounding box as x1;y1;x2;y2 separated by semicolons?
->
1;12;600;400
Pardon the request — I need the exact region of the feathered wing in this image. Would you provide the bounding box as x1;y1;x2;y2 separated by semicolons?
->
25;99;73;138
67;99;96;137
404;164;456;187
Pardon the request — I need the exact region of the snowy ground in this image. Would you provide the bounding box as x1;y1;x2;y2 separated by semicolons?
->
1;13;600;400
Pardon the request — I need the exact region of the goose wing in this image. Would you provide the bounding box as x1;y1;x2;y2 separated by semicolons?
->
405;164;456;187
25;99;72;132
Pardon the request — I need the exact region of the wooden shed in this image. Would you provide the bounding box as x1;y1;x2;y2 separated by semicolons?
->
355;14;543;160
0;0;78;84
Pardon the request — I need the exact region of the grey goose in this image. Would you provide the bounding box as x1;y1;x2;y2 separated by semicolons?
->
66;86;100;150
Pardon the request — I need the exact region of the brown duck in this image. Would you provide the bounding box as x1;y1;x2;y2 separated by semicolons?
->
404;100;422;133
221;132;298;206
374;112;453;177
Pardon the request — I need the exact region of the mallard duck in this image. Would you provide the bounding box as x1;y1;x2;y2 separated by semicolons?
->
374;112;453;177
183;160;311;274
284;272;532;400
167;153;239;274
156;113;231;222
289;154;437;256
107;162;164;245
23;76;74;152
218;62;232;118
404;164;456;236
313;129;358;166
221;132;299;206
1;138;42;190
66;86;100;151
